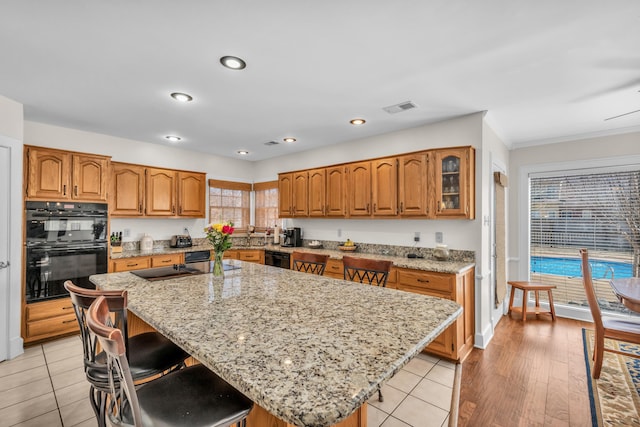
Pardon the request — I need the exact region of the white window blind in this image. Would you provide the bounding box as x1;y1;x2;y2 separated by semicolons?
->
530;169;639;315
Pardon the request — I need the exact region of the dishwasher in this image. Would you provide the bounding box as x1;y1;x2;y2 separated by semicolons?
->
264;250;291;269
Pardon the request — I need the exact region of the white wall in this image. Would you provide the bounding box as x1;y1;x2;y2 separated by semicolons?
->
479;117;510;347
0;95;24;359
24;121;256;241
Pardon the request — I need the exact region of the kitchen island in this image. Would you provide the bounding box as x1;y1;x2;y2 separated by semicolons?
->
90;259;462;427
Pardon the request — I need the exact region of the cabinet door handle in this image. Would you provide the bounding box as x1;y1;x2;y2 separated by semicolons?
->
127;263;138;267
366;203;370;213
62;319;76;324
62;306;73;310
74;185;78;196
172;205;176;214
179;206;182;215
63;184;67;196
161;259;172;263
373;203;377;212
417;278;430;283
139;203;142;213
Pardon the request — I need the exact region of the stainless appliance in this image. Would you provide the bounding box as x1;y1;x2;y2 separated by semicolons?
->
265;250;291;269
25;201;108;303
170;235;192;248
281;227;302;247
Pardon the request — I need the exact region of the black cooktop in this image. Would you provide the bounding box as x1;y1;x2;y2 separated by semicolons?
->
131;261;240;281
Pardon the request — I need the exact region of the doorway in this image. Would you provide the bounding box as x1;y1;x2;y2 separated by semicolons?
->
0;145;9;361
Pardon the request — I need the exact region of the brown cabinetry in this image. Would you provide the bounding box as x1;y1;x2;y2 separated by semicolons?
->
278;173;294;218
111;253;185;272
278;172;308;217
326;166;347;217
110;163;145;216
308;168;326;217
433;147;475;219
25;146;110;202
110;162;206;218
372;158;397;217
398;153;428;217
225;249;264;264
177;171;207;217
347;161;371;217
277;146;474;220
145;167;177;216
396;267;475;361
24;298;79;343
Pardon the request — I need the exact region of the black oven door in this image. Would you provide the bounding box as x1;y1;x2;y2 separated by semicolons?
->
25;243;107;303
265;250;291;269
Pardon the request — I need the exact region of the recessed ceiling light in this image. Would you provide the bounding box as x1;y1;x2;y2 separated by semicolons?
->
170;92;193;102
237;150;249;155
350;118;366;125
165;135;182;142
283;137;296;143
220;56;247;70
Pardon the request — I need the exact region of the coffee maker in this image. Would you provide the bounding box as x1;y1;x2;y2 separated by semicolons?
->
282;227;302;247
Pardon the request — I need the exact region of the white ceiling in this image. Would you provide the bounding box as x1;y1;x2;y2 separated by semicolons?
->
2;1;640;161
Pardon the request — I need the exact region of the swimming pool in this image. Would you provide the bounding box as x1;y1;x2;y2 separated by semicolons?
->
531;256;633;279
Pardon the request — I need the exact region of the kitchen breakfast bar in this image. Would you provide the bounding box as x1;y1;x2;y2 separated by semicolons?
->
90;260;462;427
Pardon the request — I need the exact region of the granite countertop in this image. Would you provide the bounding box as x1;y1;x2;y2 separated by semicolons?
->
90;260;462;427
111;243;474;275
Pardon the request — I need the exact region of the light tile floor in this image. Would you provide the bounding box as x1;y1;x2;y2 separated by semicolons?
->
1;335;456;427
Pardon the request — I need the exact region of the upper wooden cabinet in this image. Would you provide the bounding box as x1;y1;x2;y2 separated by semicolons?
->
347;161;371;217
110;163;145;216
177;171;206;217
398;153;428;217
292;172;309;216
326;166;347;217
278;173;294;218
308;168;326;217
278;171;308;217
110;162;206;218
277;146;475;220
25;146;110;202
371;158;397;217
433;147;475;219
145;168;177;216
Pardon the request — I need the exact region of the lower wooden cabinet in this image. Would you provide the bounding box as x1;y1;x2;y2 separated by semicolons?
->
324;259;344;279
111;253;184;272
225;249;264;264
396;267;475;361
24;298;79;343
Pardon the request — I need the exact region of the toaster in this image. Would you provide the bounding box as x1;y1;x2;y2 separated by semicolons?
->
170;235;192;248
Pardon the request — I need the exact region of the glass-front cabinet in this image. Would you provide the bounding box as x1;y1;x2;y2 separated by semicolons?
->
433;147;475;219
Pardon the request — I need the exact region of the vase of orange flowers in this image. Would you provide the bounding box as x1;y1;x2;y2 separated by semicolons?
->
204;221;235;277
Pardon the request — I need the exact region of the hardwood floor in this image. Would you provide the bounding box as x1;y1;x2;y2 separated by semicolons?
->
458;315;593;427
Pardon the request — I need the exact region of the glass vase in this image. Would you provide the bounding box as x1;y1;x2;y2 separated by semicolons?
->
212;250;225;277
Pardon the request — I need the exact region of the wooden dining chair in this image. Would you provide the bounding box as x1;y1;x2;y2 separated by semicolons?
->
64;281;189;427
87;295;253;427
292;251;329;275
580;249;640;379
343;256;393;287
342;255;393;402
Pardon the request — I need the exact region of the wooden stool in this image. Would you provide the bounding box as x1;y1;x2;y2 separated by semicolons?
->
507;281;556;322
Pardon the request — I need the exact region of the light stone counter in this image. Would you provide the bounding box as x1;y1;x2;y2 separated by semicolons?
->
90;260;462;427
111;243;474;275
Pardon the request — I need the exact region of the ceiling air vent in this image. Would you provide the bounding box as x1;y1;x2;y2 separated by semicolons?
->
383;101;418;114
264;140;280;146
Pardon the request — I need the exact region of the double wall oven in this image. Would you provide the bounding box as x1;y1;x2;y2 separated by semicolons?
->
25;201;108;303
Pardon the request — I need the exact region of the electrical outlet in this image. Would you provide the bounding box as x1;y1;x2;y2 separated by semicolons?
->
124;228;131;238
435;231;443;243
337;228;342;238
414;232;420;242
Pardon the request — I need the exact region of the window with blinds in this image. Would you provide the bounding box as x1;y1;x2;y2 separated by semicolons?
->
254;181;279;231
208;180;250;231
530;169;639;316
